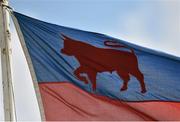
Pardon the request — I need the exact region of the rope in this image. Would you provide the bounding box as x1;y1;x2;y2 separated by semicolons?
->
2;3;13;11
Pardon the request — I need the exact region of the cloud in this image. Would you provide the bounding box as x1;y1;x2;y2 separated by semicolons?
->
104;0;180;57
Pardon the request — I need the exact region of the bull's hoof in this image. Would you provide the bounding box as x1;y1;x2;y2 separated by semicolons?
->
120;86;127;91
141;89;147;94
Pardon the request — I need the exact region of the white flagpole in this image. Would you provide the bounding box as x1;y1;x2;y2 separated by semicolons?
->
0;0;15;121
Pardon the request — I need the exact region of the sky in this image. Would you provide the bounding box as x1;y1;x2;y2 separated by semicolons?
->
0;0;179;121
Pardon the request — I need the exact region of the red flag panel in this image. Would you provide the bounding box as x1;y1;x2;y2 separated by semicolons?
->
39;82;180;121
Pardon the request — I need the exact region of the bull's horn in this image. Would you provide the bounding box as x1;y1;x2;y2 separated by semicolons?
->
60;33;66;39
60;33;76;41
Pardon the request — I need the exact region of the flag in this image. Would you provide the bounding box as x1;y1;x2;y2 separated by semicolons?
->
12;12;180;121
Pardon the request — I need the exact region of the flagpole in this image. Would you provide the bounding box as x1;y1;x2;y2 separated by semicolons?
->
0;0;15;121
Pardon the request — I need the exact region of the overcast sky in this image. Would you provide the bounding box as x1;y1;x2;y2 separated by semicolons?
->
0;0;180;121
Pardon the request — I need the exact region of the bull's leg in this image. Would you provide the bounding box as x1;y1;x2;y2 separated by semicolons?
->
74;67;88;84
133;69;147;93
117;71;130;91
87;71;97;91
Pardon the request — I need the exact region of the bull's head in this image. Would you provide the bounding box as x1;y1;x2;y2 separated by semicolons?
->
61;34;75;56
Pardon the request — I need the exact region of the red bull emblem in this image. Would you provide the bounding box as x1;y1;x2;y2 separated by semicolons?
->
61;34;147;93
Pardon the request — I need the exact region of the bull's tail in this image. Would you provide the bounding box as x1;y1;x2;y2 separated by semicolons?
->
104;40;135;54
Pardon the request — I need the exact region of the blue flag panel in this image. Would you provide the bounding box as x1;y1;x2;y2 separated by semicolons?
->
14;12;180;102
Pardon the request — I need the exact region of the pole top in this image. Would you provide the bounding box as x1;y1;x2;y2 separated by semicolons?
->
1;0;13;11
0;0;8;4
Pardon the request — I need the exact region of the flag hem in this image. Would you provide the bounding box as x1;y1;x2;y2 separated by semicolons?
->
11;12;46;121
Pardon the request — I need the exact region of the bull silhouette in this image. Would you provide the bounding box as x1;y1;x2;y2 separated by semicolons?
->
60;34;147;93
